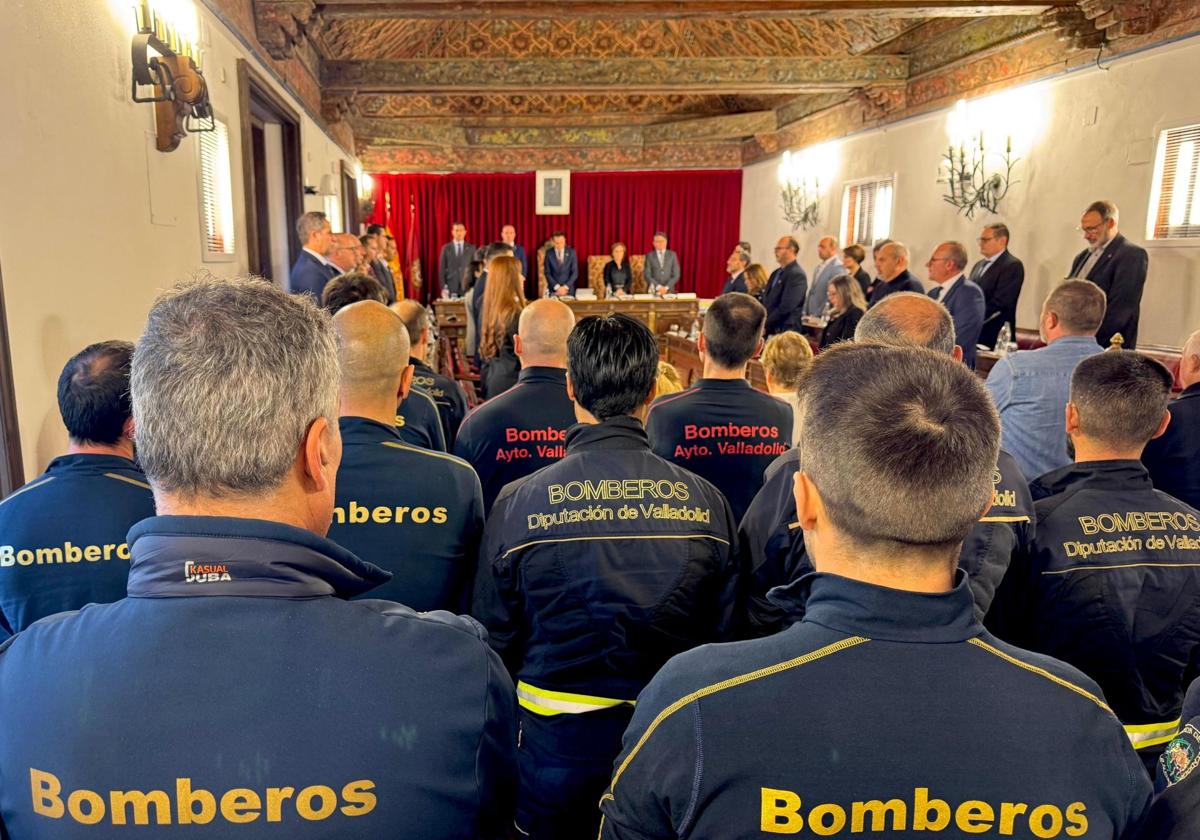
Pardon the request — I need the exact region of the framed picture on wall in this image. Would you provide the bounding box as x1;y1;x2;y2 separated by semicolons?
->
536;170;571;215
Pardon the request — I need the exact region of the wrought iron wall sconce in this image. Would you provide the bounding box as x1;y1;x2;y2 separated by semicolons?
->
940;134;1019;220
778;151;822;231
130;2;214;153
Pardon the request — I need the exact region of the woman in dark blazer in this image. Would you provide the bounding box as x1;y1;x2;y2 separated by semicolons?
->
604;242;633;296
820;274;867;350
841;244;873;300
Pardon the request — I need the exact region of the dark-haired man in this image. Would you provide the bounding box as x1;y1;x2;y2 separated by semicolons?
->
439;221;474;296
329;301;483;613
647;293;791;522
973;223;1025;349
645;232;680;294
1069;199;1149;348
738;292;1034;635
392;300;468;449
473;313;737;840
720;249;749;295
763;236;807;335
364;226;398;303
989;351;1200;774
986;280;1106;481
0;341;155;637
600;341;1150;839
544;231;577;297
288;211;338;299
323;271;387;315
454;299;577;512
501;223;527;278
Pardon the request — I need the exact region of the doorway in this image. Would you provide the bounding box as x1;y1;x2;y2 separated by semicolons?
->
238;60;302;284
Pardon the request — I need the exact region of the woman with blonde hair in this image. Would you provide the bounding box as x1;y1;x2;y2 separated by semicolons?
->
745;263;769;300
820;273;867;350
479;255;526;397
760;330;813;445
655;361;684;396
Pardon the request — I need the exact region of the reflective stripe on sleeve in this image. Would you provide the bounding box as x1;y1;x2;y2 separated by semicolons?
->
1126;718;1182;750
515;681;635;717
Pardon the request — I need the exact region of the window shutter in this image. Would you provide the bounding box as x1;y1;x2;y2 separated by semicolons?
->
199;119;236;256
841;177;894;246
1150;124;1200;240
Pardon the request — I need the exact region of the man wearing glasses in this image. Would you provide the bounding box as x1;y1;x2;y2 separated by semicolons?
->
1069;200;1149;349
971;223;1025;349
925;241;985;369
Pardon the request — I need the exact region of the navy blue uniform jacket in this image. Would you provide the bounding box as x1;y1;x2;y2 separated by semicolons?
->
762;262;807;335
0;454;154;637
288;250;337;299
988;460;1200;757
0;515;516;838
599;571;1151;839
646;379;791;524
740;447;1033;635
396;384;447;451
1142;382;1200;511
411;358;468;449
453;367;577;513
1140;680;1200;837
472;416;738;704
328;417;484;612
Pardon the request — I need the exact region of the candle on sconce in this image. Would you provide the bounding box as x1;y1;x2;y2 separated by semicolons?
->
1006;135;1012;155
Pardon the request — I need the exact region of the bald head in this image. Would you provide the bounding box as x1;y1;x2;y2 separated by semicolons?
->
389;299;429;352
517;299;576;367
855;292;957;356
332;301;410;401
817;235;838;260
329;233;362;272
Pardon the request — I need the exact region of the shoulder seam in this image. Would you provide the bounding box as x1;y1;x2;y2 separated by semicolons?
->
104;472;151;490
0;476;56;508
966;638;1113;713
603;636;868;801
380;440;475;470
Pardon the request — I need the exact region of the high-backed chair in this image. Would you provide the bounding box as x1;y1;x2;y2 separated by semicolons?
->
629;255;648;294
586;256;611;300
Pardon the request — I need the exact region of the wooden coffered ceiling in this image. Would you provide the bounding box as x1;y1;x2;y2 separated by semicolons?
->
237;0;1198;171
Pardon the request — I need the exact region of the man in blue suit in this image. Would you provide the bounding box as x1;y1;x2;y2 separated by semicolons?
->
544;231;577;296
763;236;807;335
501;224;527;279
288;211;338;300
927;240;985;369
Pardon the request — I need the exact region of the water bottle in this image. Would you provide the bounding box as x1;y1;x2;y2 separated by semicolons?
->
995;323;1011;357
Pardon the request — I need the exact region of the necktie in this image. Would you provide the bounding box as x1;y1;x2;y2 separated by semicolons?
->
658;251;664;267
456;242;461;257
557;250;564;262
970;260;987;283
931;286;943;301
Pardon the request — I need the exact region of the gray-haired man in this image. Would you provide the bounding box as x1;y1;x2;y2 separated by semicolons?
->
0;278;516;838
289;211;338;299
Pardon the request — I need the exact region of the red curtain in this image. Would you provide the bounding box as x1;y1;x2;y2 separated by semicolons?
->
368;170;742;301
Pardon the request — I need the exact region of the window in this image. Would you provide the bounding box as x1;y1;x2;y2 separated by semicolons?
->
324;193;344;234
840;176;894;247
1147;123;1200;241
198;118;236;259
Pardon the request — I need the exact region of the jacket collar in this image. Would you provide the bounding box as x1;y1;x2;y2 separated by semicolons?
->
46;453;142;476
695;377;752;391
517;366;568;386
126;515;389;599
885;269;917;287
411;358;435;375
1178;382;1200;401
338;415;403;445
1032;459;1153;498
566;415;649;452
769;570;982;643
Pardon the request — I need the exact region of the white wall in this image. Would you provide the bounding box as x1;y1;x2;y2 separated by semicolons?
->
0;0;356;480
741;36;1200;349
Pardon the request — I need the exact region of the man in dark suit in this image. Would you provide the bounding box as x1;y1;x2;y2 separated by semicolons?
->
1143;329;1200;509
868;241;923;308
1069;199;1149;348
972;223;1025;349
644;231;681;294
763;236;807;335
438;221;475;297
721;249;749;295
365;225;398;303
544;231;578;296
926;241;986;369
287;211;338;300
501;224;527;279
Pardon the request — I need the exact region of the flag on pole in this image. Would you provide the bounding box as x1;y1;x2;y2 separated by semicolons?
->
406;197;424;302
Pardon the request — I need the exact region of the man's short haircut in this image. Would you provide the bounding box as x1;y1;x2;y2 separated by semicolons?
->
1071;351;1172;449
940;241;969;271
366;224;385;236
653;231;668;241
502;223;516;232
881;241;910;262
451;221;465;228
1044;279;1107;335
737;241;752;256
131;278;340;497
704;293;767;368
391;299;429;347
567;315;657;420
57;340;135;445
486;241;515;260
843;244;865;264
760;331;814;391
985;223;1010;242
872;238;894;255
295;211;327;244
855;292;956;354
734;250;750;269
359;234;375;247
1085;200;1119;223
783;237;800;254
800;343;999;549
322;272;387;314
551;231;566;240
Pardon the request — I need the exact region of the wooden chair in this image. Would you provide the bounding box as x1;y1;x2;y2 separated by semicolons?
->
586;256;611;299
629;255;648;293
